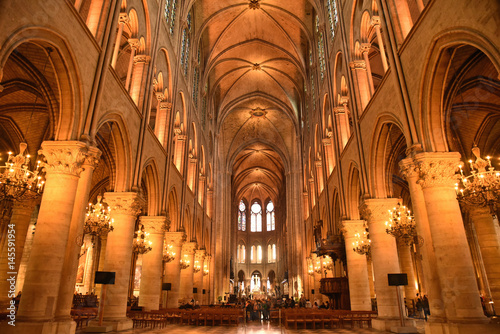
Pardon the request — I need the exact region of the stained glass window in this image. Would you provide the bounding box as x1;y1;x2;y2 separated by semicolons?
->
266;201;275;231
251;202;262;232
267;244;276;263
326;0;338;40
316;16;326;81
238;200;246;231
169;0;177;35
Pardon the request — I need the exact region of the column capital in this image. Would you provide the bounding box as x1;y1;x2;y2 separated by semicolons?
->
195;249;206;262
128;38;140;49
119;13;130;24
341;220;367;237
399;157;419;180
175;134;187;141
38;141;88;177
414;152;461;189
139;216;167;234
359;43;371;54
159;101;172;110
333;106;345;114
322;138;331;146
349;60;366;70
104;192;143;217
165;231;186;247
359;198;400;222
370;16;381;27
182;241;198;255
315;160;322;168
134;54;151;64
12;198;37;211
83;146;102;170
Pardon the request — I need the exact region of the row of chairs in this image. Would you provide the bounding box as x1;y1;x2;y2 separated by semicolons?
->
128;308;244;328
282;309;376;329
70;308;97;328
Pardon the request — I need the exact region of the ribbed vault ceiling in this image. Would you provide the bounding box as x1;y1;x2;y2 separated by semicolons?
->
195;0;314;199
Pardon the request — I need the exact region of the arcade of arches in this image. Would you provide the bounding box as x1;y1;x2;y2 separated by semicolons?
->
0;0;500;333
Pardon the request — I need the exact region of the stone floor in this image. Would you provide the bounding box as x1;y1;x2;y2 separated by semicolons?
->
79;320;426;333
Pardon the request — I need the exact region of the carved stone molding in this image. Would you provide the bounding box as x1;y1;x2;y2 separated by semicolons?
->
139;216;167;234
119;13;130;24
333;106;345;115
12;198;37;212
414;152;461;189
370;16;381;27
134;54;151;64
195;249;206;262
399;157;418;181
103;192;143;217
128;38;140;49
359;198;399;222
165;231;186;247
249;0;260;10
182;241;198;255
83;146;102;170
359;43;371;54
322;138;331;146
159;102;172;110
341;220;366;237
38;141;88;177
349;60;366;70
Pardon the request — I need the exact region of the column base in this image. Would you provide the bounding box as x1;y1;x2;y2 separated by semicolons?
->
0;319;76;334
425;320;499;334
88;318;133;332
373;317;416;331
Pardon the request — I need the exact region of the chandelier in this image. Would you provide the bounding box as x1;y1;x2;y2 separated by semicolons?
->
163;243;176;263
352;227;371;256
0;143;45;201
307;258;314;276
314;258;322;274
180;255;190;269
385;203;417;246
456;146;500;218
133;226;152;254
83;195;114;239
322;255;333;271
193;259;201;273
203;263;209;276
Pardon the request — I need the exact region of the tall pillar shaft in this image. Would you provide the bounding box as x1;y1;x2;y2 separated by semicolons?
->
360;198;401;329
469;207;500;308
138;216;166;311
163;232;184;308
398;241;418;311
400;157;446;320
193;249;205;303
179;242;197;301
54;147;100;331
343;220;372;311
99;192;142;330
0;200;35;308
414;152;486;323
15;141;88;333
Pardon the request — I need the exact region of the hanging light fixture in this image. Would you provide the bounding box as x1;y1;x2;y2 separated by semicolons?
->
314;257;322;274
352;226;371;255
0;143;45;201
203;263;209;276
307;257;314;276
322;255;334;271
385;202;417;246
83;195;114;240
193;259;201;273
180;254;190;269
163;243;176;263
456;146;500;218
132;225;152;254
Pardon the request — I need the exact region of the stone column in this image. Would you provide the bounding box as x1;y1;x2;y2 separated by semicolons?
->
193;249;205;303
124;38;139;91
98;192;142;331
349;60;371;110
173;133;186;173
203;255;211;305
360;198;401;330
179;242;197;301
360;44;375;95
111;13;129;68
312;253;322;303
155;102;171;146
469;207;500;309
138;216;166;311
397;241;418;312
163;232;185;308
0;199;36;308
400;157;445;321
14;141;87;333
370;16;389;72
54;147;101;333
129;54;150;105
342;220;372;311
414;152;487;326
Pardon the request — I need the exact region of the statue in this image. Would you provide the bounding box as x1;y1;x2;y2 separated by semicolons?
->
314;220;323;251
